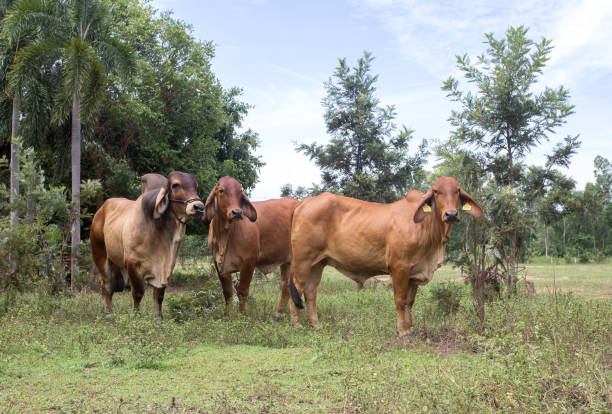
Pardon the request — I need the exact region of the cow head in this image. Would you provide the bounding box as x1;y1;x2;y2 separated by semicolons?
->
202;176;257;225
413;176;483;223
142;171;204;222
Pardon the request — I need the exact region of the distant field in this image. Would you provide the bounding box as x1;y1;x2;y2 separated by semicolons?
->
1;261;611;412
430;261;612;298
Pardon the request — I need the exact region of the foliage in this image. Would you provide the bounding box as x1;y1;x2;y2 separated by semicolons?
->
429;282;463;316
165;283;222;323
0;145;100;293
440;26;581;293
290;51;428;202
279;182;323;200
0;0;263;237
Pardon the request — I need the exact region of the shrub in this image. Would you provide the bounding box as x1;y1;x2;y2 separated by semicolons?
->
165;280;222;323
429;282;463;316
0;146;102;294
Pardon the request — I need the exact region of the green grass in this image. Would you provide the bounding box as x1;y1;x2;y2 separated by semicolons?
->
431;260;612;298
1;262;611;413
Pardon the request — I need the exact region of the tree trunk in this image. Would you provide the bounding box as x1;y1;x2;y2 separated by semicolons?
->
70;93;81;292
562;217;566;257
10;96;20;226
9;96;20;277
544;225;548;258
592;218;596;251
508;229;517;296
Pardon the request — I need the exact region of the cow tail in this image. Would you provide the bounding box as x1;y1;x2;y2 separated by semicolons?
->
289;273;304;309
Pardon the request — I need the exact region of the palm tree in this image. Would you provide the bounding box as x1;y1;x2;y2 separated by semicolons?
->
5;0;135;290
1;0;52;274
1;0;24;235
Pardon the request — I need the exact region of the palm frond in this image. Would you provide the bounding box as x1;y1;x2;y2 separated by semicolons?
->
78;52;104;121
8;37;62;94
1;0;66;47
93;37;135;80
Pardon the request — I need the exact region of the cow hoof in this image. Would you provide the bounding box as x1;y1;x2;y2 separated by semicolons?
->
272;312;284;321
400;332;417;341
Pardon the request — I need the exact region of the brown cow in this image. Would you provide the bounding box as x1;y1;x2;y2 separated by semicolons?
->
203;176;300;315
90;171;204;315
289;176;483;338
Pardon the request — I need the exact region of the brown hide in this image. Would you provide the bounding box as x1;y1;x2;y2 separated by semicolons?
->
204;176;299;315
289;176;482;337
90;171;204;315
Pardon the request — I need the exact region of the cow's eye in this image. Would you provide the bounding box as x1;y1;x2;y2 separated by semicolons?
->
433;189;438;195
218;189;224;194
172;183;180;191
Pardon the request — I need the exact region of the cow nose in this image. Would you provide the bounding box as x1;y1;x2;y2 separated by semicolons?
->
445;210;459;221
232;209;243;219
193;204;204;213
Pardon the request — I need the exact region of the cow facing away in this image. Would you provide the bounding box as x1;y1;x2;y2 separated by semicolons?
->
289;176;483;338
90;172;204;315
203;176;300;315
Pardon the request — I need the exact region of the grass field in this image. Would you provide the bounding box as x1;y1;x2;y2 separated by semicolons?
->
1;261;611;413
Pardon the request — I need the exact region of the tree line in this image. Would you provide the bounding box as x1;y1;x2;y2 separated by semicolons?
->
282;27;611;291
0;0;262;290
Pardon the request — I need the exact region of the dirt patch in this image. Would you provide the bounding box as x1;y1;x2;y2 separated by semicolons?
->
524;275;570;281
534;287;612;298
373;277;391;283
449;275;570;282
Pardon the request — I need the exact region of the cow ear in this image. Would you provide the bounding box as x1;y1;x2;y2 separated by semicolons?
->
153;186;169;219
241;193;257;222
202;186;217;225
460;189;483;219
414;188;434;223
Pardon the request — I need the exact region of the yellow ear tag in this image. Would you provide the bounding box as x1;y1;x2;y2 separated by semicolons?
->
422;204;432;213
462;202;472;211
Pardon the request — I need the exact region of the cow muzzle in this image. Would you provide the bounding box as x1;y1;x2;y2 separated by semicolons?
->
443;210;459;223
170;197;204;216
231;209;243;221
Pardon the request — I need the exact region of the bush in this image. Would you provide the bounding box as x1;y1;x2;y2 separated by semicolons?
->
429;282;463;316
0;146;102;295
177;234;209;266
165;280;222;323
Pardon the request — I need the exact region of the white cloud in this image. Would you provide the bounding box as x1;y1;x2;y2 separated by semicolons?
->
353;0;612;84
243;80;328;199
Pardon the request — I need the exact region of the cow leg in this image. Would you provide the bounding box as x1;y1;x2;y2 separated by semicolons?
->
304;263;324;330
289;261;310;327
98;262;116;314
274;263;291;317
391;271;414;337
153;286;166;317
218;273;234;315
91;235;113;314
127;263;145;312
404;281;419;336
236;262;256;313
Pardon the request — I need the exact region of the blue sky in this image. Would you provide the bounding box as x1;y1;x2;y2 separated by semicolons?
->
152;0;612;200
